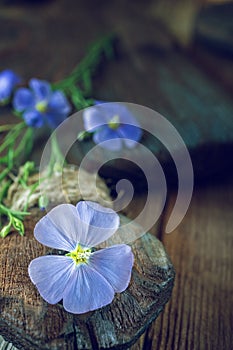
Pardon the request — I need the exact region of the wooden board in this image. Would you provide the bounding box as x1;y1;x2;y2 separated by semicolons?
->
131;180;233;350
2;180;233;349
0;210;174;350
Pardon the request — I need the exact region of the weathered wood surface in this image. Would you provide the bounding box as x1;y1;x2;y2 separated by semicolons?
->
1;163;173;350
2;179;233;350
144;180;233;350
0;208;174;350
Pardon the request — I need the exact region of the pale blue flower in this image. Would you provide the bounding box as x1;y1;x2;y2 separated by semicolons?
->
0;69;20;104
83;102;142;151
13;78;71;128
28;201;134;314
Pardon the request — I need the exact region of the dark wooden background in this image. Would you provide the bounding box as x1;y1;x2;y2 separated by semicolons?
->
0;0;233;349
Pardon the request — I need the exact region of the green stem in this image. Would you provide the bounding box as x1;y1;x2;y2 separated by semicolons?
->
4;121;26;141
47;133;66;175
0;146;14;182
51;132;65;164
14;127;33;161
68;85;93;110
0;122;26;154
23;180;40;212
0;167;12;182
0;203;30;218
0;124;17;132
0;180;11;202
54;34;115;93
0;127;33;184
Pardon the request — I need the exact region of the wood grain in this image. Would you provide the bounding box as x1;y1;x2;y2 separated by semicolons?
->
2;180;233;349
0;210;174;350
132;181;233;350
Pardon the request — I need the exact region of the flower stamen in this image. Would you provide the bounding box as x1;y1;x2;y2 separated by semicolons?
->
66;244;92;265
108;115;120;130
36;100;48;113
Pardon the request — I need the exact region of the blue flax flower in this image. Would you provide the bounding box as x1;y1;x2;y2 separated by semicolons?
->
83;102;142;151
0;69;20;105
13;78;71;128
28;201;134;314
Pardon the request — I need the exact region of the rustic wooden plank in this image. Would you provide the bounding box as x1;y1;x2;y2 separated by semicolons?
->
0;165;174;349
5;173;233;350
139;180;233;349
0;210;174;350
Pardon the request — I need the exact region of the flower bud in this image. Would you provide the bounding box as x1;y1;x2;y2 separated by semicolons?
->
38;195;49;211
0;222;11;238
12;216;24;236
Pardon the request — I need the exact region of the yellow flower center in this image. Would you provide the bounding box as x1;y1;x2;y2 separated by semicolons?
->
66;244;92;265
108;115;120;130
36;100;48;113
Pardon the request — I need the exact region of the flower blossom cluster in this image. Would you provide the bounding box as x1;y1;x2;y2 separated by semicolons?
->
1;70;143;150
0;69;71;128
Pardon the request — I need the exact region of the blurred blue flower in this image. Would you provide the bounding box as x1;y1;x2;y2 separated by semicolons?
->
0;70;20;105
28;201;134;314
13;79;71;128
83;102;142;151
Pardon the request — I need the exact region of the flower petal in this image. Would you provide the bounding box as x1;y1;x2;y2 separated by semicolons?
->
117;124;142;148
91;103;120;121
63;263;114;313
83;106;108;132
48;91;71;115
0;70;20;102
45;111;68;129
0;69;20;85
29;78;51;101
93;103;140;126
13;88;34;112
83;103;142;150
89;244;134;292
23;110;44;128
46;91;71;128
28;255;74;304
76;201;120;247
34;204;81;251
93;127;122;151
115;104;140;126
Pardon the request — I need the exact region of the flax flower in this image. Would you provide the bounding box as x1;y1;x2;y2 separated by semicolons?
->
13;78;71;128
83;102;142;151
28;201;134;314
